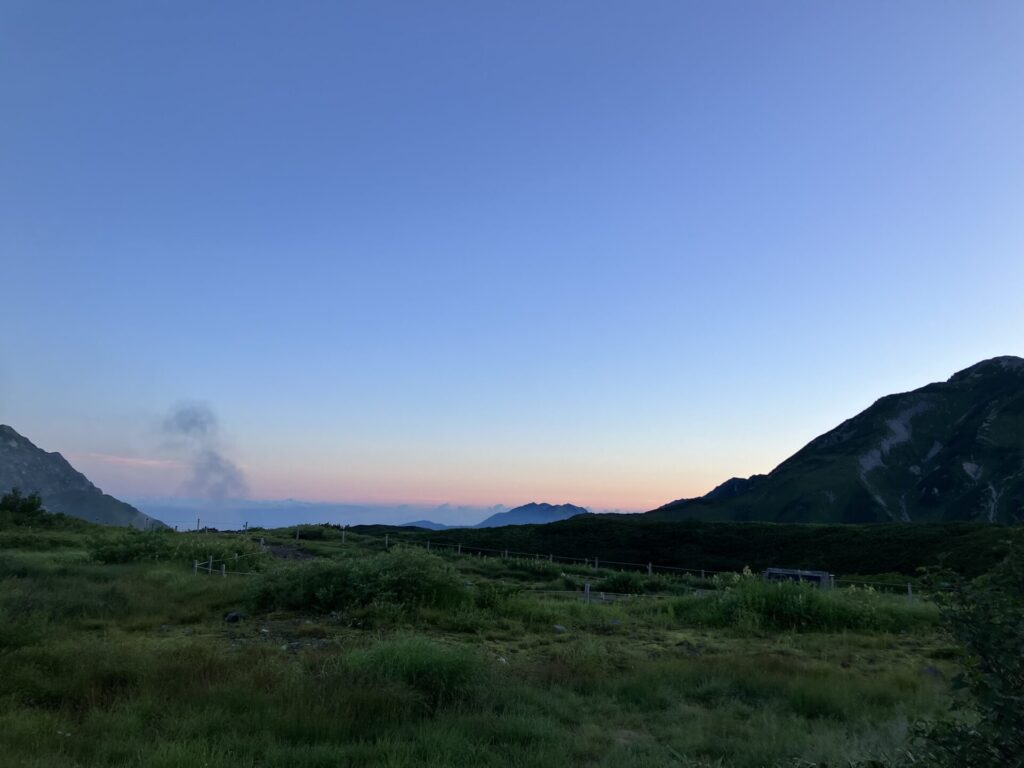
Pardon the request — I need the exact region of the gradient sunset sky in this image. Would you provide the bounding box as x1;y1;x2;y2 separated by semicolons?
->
2;2;1022;514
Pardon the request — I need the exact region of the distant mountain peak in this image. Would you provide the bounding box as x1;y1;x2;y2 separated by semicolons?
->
0;425;162;528
475;502;590;528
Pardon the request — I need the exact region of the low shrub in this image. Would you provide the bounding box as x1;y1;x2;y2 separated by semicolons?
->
247;547;468;613
0;488;82;530
89;531;265;568
595;570;645;594
912;546;1024;766
667;576;936;633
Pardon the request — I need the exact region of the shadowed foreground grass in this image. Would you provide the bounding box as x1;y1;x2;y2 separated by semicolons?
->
0;525;955;767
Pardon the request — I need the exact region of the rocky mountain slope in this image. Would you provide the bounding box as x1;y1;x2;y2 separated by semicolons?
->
651;357;1024;524
0;425;162;528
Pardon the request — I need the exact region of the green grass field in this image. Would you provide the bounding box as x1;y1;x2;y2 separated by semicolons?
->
0;521;962;767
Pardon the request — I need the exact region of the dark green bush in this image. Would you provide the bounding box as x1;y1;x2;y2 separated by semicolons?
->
912;546;1024;766
472;581;520;609
595;570;645;594
667;576;936;633
247;547;468;613
0;488;79;529
89;531;264;567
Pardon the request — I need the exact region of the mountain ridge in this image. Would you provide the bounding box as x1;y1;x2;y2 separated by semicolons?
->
401;502;591;530
651;356;1024;524
0;425;162;529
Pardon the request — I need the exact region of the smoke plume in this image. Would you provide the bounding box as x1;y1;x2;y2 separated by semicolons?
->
162;403;248;500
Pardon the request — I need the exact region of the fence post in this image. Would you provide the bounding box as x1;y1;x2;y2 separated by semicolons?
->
907;583;913;601
427;541;431;551
594;557;599;569
503;549;508;559
647;562;653;576
342;529;346;544
584;582;591;604
700;569;705;580
548;553;553;562
457;543;462;555
221;563;226;577
234;553;239;566
385;534;389;549
260;537;265;550
207;555;213;574
193;559;198;575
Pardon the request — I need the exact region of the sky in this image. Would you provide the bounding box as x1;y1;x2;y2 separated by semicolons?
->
2;2;1023;522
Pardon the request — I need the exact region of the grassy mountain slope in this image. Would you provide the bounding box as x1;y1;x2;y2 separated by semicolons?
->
652;356;1024;524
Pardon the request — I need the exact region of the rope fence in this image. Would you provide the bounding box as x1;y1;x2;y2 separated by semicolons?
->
183;527;924;598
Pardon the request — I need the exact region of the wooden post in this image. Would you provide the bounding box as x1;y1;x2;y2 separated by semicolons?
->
503;549;508;559
647;562;653;576
260;537;265;549
234;553;239;566
342;528;346;543
594;557;599;569
427;541;431;551
907;583;913;600
193;559;198;575
221;563;226;577
385;534;389;549
457;543;462;555
207;555;213;574
700;569;705;580
584;582;591;604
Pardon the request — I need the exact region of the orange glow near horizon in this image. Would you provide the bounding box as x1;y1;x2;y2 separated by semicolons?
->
71;449;737;511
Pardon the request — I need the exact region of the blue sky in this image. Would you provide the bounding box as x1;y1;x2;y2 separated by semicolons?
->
2;2;1022;517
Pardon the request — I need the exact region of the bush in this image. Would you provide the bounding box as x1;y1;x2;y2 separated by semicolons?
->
0;488;77;529
595;570;645;594
912;546;1024;766
668;576;936;633
89;531;264;568
247;547;468;613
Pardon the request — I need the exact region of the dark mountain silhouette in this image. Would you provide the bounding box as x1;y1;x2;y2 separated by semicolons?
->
651;357;1024;524
476;502;590;528
400;519;451;530
0;425;163;528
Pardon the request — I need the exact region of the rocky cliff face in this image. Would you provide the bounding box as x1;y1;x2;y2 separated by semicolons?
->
0;425;162;528
653;357;1024;524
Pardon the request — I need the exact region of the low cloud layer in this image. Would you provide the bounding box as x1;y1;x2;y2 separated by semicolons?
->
162;403;248;500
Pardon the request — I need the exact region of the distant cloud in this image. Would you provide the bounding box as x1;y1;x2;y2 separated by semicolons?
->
162;402;248;500
74;452;181;469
